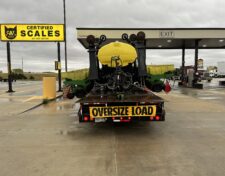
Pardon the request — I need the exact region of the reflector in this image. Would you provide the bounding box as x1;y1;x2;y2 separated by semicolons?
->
155;116;160;121
84;116;89;121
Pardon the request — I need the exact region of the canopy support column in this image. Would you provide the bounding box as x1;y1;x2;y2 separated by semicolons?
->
193;40;199;86
181;43;185;82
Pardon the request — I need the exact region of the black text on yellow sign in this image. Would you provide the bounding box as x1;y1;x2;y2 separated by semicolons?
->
0;24;64;41
89;105;156;118
55;61;61;70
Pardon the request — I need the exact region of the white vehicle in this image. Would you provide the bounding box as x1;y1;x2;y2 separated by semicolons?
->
217;62;225;77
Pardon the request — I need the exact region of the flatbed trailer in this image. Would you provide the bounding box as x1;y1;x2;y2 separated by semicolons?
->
71;30;170;123
78;87;165;123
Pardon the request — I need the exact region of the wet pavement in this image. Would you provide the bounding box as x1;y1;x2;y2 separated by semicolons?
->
173;78;225;105
0;80;225;176
0;81;62;116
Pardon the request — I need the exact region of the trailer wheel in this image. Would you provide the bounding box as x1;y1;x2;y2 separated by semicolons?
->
67;93;75;99
75;90;86;98
63;85;74;99
78;107;82;122
152;83;164;92
161;109;166;121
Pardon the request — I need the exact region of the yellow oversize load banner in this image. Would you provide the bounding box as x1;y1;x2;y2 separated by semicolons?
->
89;105;156;118
0;24;64;41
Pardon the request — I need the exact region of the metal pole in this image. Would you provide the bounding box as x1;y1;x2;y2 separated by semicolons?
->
6;42;14;92
63;0;68;72
194;40;199;85
181;45;185;81
57;42;62;92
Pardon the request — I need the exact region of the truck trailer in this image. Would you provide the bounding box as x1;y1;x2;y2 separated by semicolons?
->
65;31;170;123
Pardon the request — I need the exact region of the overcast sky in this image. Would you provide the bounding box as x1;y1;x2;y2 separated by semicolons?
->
0;0;225;72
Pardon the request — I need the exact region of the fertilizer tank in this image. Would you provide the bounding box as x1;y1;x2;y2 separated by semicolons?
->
97;41;137;67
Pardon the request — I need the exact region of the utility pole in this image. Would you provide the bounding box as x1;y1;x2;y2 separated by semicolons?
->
63;0;68;72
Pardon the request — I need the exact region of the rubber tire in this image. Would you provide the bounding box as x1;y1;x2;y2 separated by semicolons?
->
67;93;75;99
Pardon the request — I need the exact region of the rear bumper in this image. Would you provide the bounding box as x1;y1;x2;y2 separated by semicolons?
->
78;102;165;123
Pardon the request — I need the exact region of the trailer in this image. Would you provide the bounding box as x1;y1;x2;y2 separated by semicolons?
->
78;84;165;123
217;62;225;78
65;31;170;123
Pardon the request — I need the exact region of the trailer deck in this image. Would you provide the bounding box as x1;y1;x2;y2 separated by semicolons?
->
78;87;164;104
78;87;165;122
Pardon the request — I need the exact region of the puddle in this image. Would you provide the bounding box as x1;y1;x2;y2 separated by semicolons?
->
55;103;75;111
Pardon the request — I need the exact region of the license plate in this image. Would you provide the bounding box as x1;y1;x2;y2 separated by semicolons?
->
95;118;107;123
89;105;156;118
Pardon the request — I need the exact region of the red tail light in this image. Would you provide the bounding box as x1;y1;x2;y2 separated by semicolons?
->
155;115;160;121
150;116;154;120
84;116;89;121
121;119;130;122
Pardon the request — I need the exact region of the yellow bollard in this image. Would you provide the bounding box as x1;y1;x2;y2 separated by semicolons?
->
43;77;56;100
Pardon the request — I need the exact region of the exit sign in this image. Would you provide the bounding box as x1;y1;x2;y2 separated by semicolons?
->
159;31;175;38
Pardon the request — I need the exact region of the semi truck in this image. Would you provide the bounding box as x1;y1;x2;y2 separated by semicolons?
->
64;31;171;123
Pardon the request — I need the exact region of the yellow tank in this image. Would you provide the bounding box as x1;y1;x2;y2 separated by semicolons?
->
98;41;137;67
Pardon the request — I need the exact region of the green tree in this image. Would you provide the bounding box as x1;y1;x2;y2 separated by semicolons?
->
12;68;23;74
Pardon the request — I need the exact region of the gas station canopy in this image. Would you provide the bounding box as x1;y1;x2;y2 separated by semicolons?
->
77;28;225;49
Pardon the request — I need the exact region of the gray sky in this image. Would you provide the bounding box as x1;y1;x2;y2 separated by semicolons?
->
0;0;225;72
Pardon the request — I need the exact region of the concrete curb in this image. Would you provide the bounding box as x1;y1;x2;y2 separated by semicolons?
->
19;94;63;114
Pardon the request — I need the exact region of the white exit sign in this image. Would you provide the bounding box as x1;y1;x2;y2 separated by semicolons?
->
159;31;175;38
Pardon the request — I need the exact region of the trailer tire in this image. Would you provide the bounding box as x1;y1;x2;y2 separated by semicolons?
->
67;93;75;99
161;109;165;121
63;85;74;99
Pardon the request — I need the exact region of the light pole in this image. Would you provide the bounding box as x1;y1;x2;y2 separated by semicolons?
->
63;0;68;72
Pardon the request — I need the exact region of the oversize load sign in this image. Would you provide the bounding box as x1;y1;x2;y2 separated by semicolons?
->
0;24;64;41
89;105;156;118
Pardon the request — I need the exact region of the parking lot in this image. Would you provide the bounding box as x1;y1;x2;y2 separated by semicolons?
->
0;80;225;176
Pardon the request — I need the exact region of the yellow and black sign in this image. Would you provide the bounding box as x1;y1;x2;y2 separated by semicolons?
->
0;24;64;41
55;61;61;70
89;105;156;118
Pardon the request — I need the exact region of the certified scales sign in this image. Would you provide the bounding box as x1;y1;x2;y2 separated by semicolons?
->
0;24;64;41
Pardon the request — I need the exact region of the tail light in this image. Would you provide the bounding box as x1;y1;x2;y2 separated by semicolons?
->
155;115;160;121
121;119;130;122
84;116;89;121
